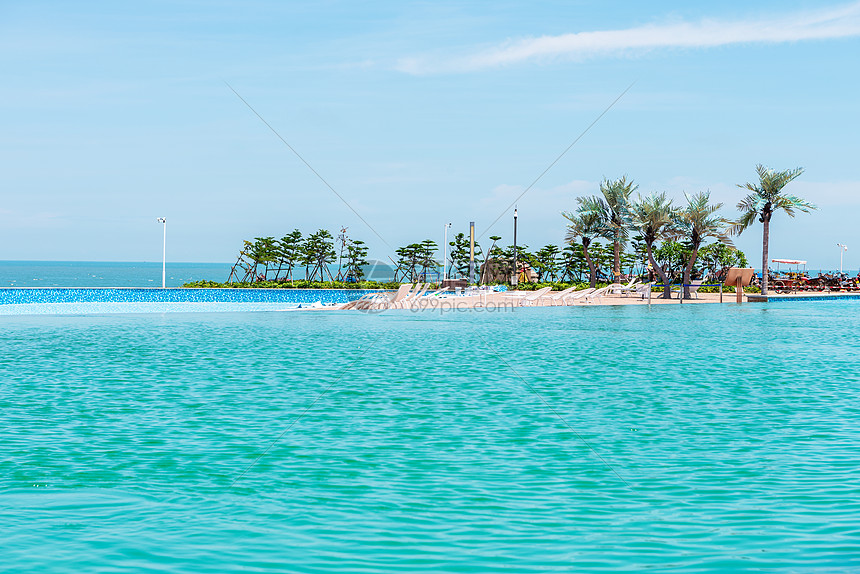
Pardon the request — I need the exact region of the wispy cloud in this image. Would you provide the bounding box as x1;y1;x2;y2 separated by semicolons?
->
397;2;860;74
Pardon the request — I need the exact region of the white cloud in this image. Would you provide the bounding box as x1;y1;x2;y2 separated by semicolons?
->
397;2;860;74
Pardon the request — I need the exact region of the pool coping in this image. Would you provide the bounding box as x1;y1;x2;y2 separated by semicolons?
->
748;292;860;302
0;287;389;306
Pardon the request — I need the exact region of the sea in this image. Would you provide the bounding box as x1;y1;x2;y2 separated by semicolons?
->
1;261;858;572
0;260;233;288
0;260;401;287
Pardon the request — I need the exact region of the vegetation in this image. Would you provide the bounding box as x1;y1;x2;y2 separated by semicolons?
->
732;165;815;296
533;244;561;282
447;232;483;280
630;191;678;299
183;279;401;290
598;176;636;280
675;191;733;299
342;239;369;281
195;167;794;295
393;241;439;283
563;201;606;287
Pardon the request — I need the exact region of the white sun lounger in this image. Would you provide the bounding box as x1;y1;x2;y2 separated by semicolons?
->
620;283;653;300
341;283;411;311
610;278;641;296
563;287;597;304
394;283;429;309
506;286;552;306
675;279;704;299
539;285;583;305
583;285;615;303
408;286;451;309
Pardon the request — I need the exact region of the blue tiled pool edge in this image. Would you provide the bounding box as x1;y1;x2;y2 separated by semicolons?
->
748;292;860;303
0;288;386;306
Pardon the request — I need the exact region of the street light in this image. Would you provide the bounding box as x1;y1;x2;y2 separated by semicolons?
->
837;243;848;275
512;208;518;287
157;217;167;288
442;222;452;282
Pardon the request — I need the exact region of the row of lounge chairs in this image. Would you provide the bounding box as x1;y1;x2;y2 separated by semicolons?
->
339;282;450;311
508;285;610;306
339;278;659;311
510;278;651;306
338;281;650;311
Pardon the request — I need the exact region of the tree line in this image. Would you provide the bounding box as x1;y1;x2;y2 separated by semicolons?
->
228;228;369;283
221;165;814;298
562;165;814;298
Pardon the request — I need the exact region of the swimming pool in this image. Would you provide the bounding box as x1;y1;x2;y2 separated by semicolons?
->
2;302;858;572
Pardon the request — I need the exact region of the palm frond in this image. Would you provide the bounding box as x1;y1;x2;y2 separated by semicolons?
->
735;165;812;231
677;191;733;248
729;210;758;236
775;194;817;214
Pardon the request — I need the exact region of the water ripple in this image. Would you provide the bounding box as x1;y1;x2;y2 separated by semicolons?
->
1;304;859;572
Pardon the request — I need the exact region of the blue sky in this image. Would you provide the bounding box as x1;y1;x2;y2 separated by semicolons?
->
2;1;859;270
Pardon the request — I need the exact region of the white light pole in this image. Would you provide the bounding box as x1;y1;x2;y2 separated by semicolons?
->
837;243;848;275
442;222;452;282
157;218;167;288
512;208;518;287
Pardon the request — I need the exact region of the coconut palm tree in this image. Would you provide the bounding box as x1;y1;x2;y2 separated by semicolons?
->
630;192;678;299
732;165;815;296
675;192;734;299
563;197;606;288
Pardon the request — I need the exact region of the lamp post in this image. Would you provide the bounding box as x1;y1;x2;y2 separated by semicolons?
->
442;222;452;282
469;222;475;284
837;243;848;275
157;217;167;288
512;208;518;287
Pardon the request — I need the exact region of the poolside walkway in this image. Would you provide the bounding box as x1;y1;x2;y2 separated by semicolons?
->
390;289;737;310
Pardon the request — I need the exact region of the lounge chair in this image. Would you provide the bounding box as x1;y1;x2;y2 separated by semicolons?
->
610;278;641;296
675;279;703;299
501;286;551;306
521;286;553;306
340;290;388;310
412;286;450;309
583;285;614;303
424;286;450;297
539;285;584;306
563;287;597;304
631;283;653;299
342;283;411;311
394;283;429;309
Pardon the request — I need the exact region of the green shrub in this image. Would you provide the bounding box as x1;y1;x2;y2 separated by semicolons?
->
181;279;400;290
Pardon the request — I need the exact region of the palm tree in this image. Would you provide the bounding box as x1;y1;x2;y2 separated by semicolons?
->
630;192;677;299
563;198;606;288
588;177;636;280
732;165;815;296
675;192;733;299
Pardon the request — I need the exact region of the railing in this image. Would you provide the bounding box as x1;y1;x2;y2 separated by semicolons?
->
652;283;725;304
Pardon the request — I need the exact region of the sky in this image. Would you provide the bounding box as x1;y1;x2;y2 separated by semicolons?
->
2;0;859;270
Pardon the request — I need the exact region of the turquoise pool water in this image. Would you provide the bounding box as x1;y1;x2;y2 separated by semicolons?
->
2;303;858;572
